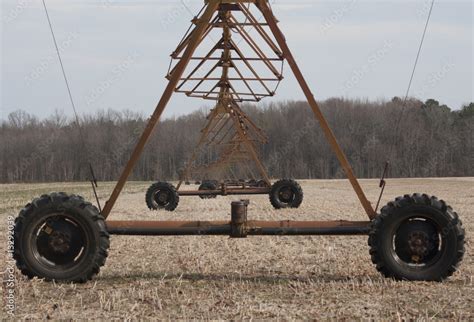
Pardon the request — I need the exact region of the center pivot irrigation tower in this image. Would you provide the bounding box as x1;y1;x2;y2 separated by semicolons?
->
145;3;300;211
14;0;464;283
177;100;269;185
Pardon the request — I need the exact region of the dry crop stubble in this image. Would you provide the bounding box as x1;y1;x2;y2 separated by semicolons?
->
0;178;472;319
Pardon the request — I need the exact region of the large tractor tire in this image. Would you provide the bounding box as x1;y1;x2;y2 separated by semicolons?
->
145;182;179;211
368;193;465;281
269;179;303;209
13;193;109;283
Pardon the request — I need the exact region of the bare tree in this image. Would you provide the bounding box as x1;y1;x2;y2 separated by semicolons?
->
1;98;472;183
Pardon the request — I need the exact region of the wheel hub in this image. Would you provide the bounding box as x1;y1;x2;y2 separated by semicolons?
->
154;190;170;205
34;216;86;267
394;218;440;265
407;230;431;262
157;192;169;202
48;230;71;253
279;187;294;202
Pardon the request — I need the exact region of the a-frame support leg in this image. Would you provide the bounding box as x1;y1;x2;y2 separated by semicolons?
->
101;2;220;219
257;0;376;219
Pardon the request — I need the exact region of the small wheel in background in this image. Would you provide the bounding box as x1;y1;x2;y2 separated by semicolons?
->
368;193;465;281
269;179;303;209
13;193;109;282
145;181;179;211
198;181;218;199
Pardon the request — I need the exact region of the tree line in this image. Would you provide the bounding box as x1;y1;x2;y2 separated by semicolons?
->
1;97;472;183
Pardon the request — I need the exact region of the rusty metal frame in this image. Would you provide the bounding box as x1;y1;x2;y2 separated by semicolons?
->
176;102;269;184
107;219;371;236
175;6;274;192
169;3;284;103
101;1;220;218
256;0;375;218
102;0;376;235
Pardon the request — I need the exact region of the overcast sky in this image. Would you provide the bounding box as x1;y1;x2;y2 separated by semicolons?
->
1;0;472;120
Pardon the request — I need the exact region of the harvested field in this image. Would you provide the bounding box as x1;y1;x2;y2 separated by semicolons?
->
1;178;473;319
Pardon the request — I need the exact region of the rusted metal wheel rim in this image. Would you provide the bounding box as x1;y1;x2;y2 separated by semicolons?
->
278;186;295;203
153;190;171;207
29;214;88;270
391;216;442;267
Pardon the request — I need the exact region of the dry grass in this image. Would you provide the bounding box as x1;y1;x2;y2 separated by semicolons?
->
1;178;473;319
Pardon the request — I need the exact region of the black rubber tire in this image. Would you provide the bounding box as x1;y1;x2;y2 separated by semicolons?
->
368;193;465;281
145;182;179;211
247;179;257;186
203;179;219;186
198;181;218;199
269;179;303;209
13;192;109;283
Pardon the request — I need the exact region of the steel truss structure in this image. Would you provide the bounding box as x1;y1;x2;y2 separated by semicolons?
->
167;2;286;196
13;0;464;283
102;0;375;219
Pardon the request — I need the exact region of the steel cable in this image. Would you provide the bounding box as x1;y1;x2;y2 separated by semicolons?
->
41;0;102;211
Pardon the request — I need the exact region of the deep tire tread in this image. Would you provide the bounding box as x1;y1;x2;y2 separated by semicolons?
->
145;181;179;211
13;193;109;283
269;179;304;209
368;193;465;281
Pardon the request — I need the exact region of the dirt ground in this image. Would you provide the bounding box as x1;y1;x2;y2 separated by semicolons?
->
1;178;473;319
